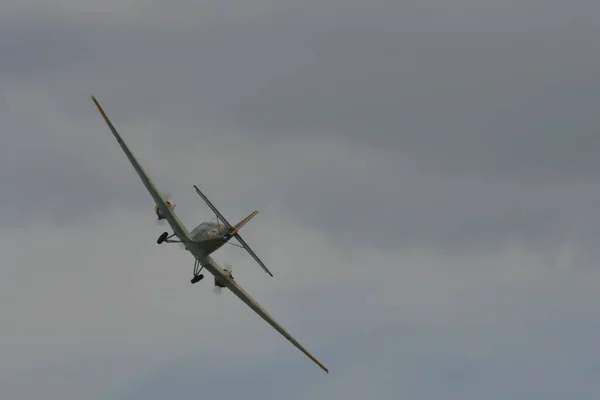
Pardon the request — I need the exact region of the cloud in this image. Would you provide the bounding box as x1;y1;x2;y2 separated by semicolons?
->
3;203;600;398
2;0;600;399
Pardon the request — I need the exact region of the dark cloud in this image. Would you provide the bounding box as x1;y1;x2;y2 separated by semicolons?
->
2;1;600;398
223;26;600;177
1;0;599;240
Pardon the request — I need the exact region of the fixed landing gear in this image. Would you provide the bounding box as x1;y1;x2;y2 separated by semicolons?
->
157;232;181;244
156;232;203;285
191;259;204;284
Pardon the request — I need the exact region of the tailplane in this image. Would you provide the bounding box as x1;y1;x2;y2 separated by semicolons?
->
225;210;259;240
193;185;274;277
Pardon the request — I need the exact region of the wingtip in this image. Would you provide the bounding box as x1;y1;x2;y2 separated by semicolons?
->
90;95;101;109
312;357;329;374
90;95;111;123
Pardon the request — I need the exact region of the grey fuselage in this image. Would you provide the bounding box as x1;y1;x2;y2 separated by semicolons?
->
183;221;233;287
188;221;230;256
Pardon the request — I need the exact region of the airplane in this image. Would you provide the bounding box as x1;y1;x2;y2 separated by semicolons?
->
90;96;328;374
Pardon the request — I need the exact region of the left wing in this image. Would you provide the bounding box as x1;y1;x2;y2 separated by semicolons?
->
203;257;328;373
91;95;190;241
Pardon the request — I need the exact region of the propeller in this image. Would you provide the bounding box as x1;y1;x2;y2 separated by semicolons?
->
153;193;187;249
155;192;173;226
223;262;233;272
212;262;233;295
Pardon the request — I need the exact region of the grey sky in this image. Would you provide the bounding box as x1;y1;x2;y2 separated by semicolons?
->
2;1;600;399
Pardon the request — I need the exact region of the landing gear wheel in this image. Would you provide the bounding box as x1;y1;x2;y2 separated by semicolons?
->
191;274;204;284
157;232;169;244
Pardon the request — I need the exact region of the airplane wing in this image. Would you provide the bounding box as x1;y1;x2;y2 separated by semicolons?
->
91;96;190;241
205;258;328;373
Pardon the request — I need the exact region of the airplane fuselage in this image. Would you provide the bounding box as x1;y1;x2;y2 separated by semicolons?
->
189;221;230;256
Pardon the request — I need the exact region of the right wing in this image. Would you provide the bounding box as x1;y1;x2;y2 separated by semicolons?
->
91;96;190;241
203;257;328;373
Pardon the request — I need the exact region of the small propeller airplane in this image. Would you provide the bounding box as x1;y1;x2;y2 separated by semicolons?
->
90;96;328;374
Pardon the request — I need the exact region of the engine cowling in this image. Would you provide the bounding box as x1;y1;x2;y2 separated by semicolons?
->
154;201;175;220
214;269;233;288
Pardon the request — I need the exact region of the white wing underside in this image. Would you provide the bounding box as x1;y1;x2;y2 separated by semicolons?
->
201;257;329;373
91;96;190;241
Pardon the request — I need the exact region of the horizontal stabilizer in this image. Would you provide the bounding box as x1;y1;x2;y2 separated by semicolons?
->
233;232;273;277
230;210;258;237
193;185;233;229
193;185;274;277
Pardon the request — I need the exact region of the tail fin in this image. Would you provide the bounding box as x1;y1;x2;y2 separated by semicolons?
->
230;210;259;237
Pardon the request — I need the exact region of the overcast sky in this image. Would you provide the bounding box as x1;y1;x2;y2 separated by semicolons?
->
2;1;600;399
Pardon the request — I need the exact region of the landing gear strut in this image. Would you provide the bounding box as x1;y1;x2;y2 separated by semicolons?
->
191;259;204;284
156;232;200;284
